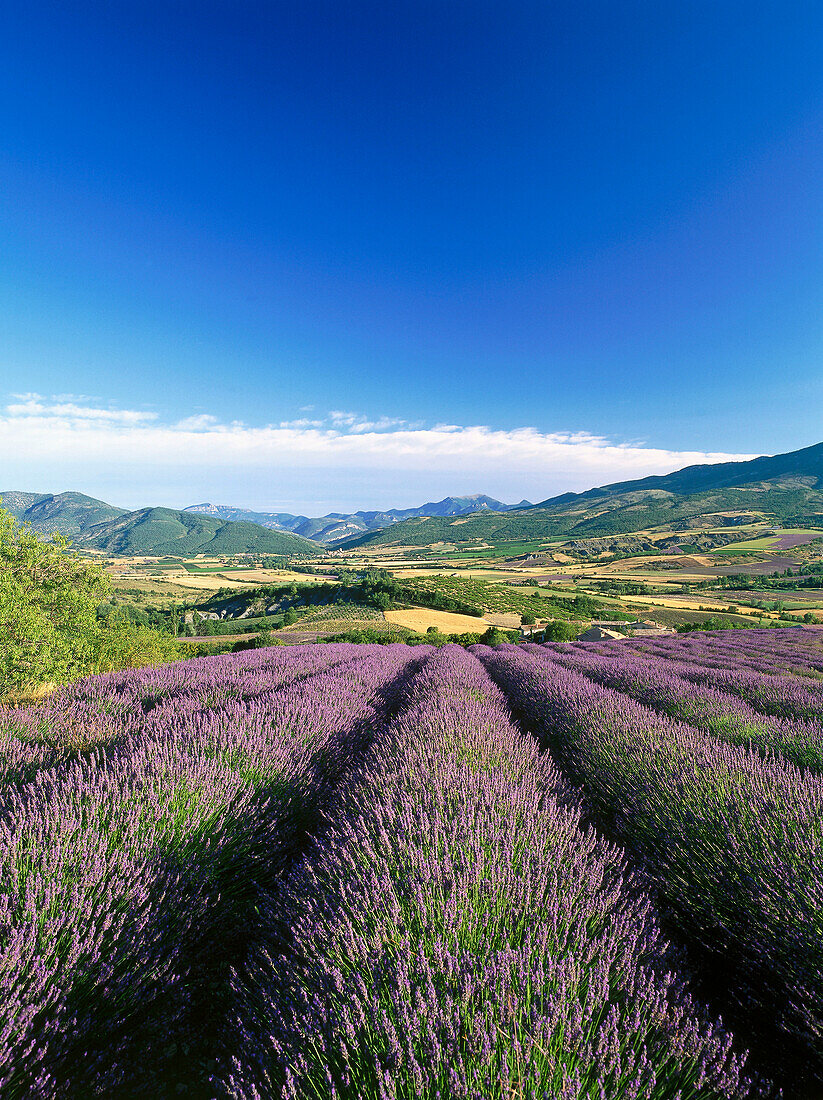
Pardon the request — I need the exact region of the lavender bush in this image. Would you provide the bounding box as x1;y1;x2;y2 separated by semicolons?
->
478;642;823;1091
0;644;420;1097
531;645;823;772
222;646;754;1100
4;629;823;1096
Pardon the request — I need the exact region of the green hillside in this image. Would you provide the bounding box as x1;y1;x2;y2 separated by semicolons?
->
0;491;126;536
77;507;318;557
340;441;823;549
535;439;823;507
340;512;573;548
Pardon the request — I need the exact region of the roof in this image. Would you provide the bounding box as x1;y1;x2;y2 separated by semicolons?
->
578;626;626;641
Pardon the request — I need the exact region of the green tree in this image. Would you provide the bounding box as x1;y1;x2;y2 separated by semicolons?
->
91;608;181;674
0;508;109;693
544;620;579;642
283;609;299;627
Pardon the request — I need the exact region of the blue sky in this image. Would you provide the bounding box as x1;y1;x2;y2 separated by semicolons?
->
0;2;820;512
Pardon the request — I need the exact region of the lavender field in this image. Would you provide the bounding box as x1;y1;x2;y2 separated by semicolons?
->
2;630;823;1098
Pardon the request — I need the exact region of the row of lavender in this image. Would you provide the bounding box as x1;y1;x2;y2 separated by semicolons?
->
496;633;823;1092
0;644;426;1097
528;641;823;770
625;627;823;679
0;643;371;789
2;631;819;1096
219;645;754;1099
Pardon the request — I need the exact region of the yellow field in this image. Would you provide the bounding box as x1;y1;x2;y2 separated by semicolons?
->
485;612;522;628
389;568;529;582
106;563;332;599
384;609;491;633
216;568;329;582
110;572;254;594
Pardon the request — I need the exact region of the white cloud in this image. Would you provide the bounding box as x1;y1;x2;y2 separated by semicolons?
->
6;398;157;423
348;416;407;433
0;396;759;512
278;417;326;429
174;413;221;430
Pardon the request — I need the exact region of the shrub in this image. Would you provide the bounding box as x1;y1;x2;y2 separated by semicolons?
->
544;620;580;642
0;508;185;694
91;610;182;673
0;509;109;693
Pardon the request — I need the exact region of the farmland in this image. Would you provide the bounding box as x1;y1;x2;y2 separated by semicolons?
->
94;501;823;643
2;628;823;1095
383;607;493;633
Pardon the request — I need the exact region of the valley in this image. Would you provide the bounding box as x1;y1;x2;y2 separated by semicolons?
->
102;514;823;650
8;442;823;648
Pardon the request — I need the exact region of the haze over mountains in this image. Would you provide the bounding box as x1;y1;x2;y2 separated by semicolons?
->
184;495;531;544
0;491;528;555
341;440;823;548
4;441;822;555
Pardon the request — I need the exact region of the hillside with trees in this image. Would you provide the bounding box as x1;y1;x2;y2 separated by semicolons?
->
339;441;823;548
76;507;318;557
0;491;126;536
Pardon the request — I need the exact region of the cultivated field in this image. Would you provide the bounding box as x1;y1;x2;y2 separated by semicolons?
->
383;607;490;633
2;629;823;1095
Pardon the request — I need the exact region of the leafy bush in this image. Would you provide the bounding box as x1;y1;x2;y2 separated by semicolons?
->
0;509;109;693
676;617;747;633
0;508;183;695
544;619;582;641
90;610;183;674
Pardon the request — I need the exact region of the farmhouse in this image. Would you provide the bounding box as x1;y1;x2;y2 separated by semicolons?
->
578;626;626;642
625;619;673;635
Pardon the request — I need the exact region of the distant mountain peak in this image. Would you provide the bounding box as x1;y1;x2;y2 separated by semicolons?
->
184;493;525;543
334;440;823;549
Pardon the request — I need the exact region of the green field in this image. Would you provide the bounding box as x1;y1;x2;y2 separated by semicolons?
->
437;539;554;560
182;563;261;574
710;545;770;555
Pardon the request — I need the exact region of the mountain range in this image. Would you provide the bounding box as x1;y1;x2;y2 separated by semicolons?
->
0;491;527;556
0;493;316;557
339;440;823;548
4;441;822;556
184;494;531;544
